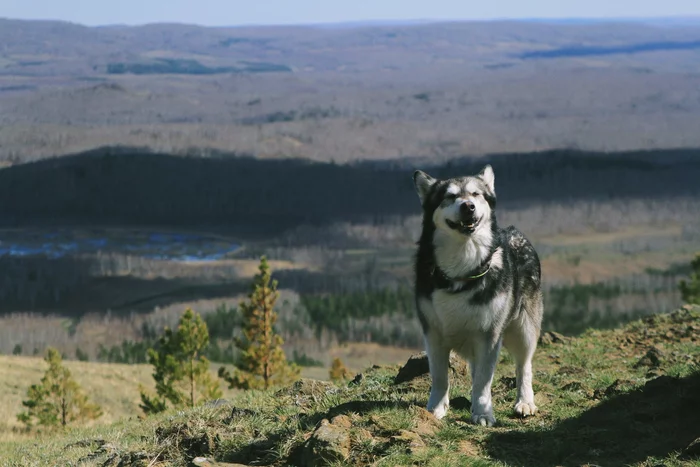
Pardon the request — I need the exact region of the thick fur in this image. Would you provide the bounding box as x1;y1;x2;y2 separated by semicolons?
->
413;165;543;426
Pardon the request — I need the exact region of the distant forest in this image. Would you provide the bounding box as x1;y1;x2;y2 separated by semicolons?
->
0;147;698;236
519;40;700;59
106;59;291;75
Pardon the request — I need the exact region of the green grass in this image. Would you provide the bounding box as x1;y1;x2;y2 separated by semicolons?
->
1;306;699;466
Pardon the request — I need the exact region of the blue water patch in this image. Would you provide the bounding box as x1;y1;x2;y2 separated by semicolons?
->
0;229;239;262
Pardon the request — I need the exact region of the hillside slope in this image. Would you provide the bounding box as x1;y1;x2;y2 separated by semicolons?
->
3;19;700;162
1;306;698;466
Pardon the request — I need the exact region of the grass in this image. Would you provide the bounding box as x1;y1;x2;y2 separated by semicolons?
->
1;306;698;466
0;342;412;442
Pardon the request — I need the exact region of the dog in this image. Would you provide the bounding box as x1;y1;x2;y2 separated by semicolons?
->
412;165;543;426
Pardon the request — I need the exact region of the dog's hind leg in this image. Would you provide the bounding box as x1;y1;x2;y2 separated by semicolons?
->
424;332;451;420
469;337;501;426
503;301;542;418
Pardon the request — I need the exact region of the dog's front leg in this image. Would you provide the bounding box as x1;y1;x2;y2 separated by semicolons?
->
470;338;501;426
425;332;451;420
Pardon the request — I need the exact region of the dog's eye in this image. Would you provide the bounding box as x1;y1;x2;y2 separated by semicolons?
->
471;192;480;197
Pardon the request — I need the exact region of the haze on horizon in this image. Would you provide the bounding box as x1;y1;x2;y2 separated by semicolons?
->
2;0;700;27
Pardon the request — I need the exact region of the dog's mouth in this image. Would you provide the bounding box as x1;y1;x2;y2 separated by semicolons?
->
446;218;480;234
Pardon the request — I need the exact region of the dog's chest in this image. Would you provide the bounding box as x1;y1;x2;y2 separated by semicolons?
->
419;289;510;339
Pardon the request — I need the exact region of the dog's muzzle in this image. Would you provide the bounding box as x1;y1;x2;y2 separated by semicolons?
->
446;201;480;234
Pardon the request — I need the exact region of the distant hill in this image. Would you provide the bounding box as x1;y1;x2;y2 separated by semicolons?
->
1;18;700;162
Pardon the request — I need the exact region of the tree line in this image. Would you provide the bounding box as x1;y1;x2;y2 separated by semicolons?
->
1;147;698;236
89;265;686;362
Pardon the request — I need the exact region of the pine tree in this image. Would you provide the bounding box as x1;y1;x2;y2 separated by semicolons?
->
680;253;700;305
219;256;300;390
139;309;222;415
18;348;101;428
329;357;351;382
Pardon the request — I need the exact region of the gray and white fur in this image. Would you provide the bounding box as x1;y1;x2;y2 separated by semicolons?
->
413;165;543;426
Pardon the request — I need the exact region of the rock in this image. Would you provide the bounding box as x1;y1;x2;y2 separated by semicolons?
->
391;430;426;454
634;346;665;368
394;352;468;384
353;428;374;444
369;414;394;432
539;331;572;345
303;419;351;467
330;414;352;428
680;437;700;459
411;406;442;436
448;353;469;376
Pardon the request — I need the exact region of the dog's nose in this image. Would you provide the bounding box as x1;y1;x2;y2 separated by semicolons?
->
460;201;475;214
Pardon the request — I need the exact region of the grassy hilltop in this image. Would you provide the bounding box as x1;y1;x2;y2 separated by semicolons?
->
1;306;698;467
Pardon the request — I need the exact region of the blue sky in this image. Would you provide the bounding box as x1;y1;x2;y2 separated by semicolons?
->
2;0;700;26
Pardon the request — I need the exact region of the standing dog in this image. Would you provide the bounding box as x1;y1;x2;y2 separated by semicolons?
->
413;165;543;426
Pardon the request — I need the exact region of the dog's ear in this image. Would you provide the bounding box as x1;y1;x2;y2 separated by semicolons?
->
478;165;495;193
413;170;436;204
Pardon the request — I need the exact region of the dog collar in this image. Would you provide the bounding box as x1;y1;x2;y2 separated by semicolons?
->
431;261;491;289
461;266;491;280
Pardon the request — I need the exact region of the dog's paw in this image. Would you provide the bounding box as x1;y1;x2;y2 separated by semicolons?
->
514;400;538;417
428;402;449;420
470;413;496;427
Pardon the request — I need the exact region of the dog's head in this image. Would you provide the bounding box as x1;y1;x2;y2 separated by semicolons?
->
413;165;496;237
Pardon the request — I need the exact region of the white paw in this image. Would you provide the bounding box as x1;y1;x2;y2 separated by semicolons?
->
514;400;538;417
428;401;449;420
470;412;496;427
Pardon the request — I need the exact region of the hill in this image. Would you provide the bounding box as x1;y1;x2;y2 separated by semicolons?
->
2;19;700;162
2;306;698;466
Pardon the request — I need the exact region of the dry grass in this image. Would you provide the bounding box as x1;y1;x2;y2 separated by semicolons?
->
0;340;416;443
0;355;156;441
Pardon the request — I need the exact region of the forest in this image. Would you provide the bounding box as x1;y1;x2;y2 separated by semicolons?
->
0;146;698;235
